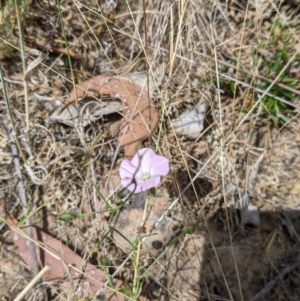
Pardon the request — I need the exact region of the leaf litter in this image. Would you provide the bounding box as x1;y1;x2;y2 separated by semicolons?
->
50;99;122;127
60;75;158;159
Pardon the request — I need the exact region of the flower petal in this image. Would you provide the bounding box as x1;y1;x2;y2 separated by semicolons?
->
124;178;142;193
119;148;169;193
121;178;137;193
131;184;143;193
122;175;161;193
141;175;161;190
149;156;169;176
119;159;138;179
131;148;156;173
121;176;134;186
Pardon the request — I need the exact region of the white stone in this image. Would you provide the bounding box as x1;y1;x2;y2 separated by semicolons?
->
173;101;207;139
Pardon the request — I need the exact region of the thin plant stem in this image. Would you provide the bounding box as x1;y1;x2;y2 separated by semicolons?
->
55;0;77;104
14;0;30;131
169;0;188;77
133;196;149;297
0;66;26;163
211;22;235;300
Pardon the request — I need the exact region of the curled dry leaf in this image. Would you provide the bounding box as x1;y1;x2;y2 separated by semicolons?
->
64;75;158;158
7;217;125;300
50;99;122;127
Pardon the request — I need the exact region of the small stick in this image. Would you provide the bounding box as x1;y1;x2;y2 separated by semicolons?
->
248;260;300;301
248;151;265;193
13;265;50;301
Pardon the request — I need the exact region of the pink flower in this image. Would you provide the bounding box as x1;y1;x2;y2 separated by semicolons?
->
119;148;169;193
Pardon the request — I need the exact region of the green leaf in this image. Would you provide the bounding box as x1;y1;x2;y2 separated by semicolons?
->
274;101;281;114
281;51;289;63
277;113;290;124
58;212;80;222
150;187;156;198
229;81;236;94
99;256;111;268
282;91;295;99
281;77;297;84
272;54;282;75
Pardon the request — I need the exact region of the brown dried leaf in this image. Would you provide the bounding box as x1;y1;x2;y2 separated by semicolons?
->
7;217;125;300
64;75;158;158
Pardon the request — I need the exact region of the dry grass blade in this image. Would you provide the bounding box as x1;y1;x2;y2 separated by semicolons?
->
14;265;51;301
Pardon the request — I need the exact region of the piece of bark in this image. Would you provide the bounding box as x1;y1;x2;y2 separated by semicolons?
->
7;217;125;299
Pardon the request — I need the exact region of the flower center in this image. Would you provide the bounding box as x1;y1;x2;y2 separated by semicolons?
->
141;172;151;181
